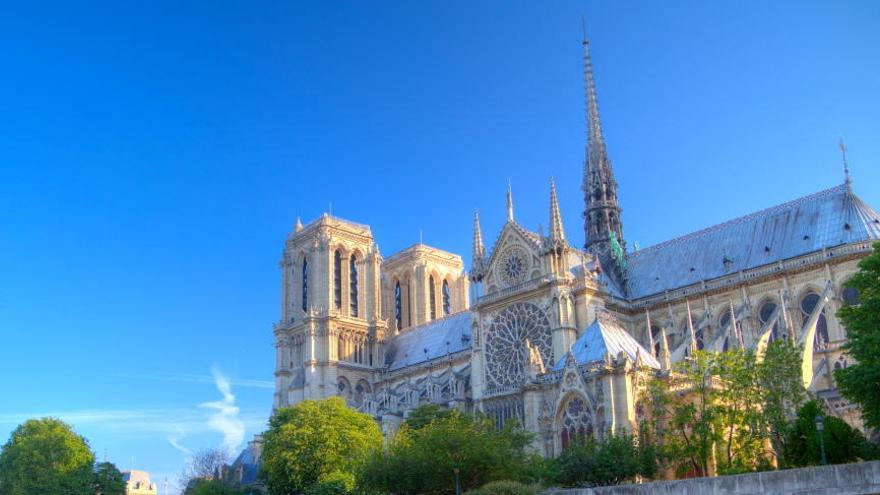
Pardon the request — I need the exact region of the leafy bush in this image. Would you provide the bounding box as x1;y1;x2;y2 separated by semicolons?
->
358;411;533;495
463;480;541;495
555;434;647;487
782;400;879;467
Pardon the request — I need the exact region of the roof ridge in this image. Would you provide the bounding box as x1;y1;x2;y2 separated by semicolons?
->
629;184;847;258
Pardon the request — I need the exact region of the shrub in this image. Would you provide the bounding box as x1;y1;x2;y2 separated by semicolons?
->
464;480;541;495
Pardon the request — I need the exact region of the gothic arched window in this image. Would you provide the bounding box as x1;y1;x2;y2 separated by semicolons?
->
442;280;451;316
394;282;403;330
333;250;342;310
758;300;780;341
559;394;593;451
350;255;359;317
800;292;829;351
842;286;860;306
301;259;309;312
429;275;437;320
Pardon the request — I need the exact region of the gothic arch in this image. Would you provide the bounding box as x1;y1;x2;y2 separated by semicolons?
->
555;392;595;452
798;287;829;350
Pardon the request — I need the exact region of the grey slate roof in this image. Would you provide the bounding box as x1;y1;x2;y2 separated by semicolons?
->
625;185;880;299
553;312;660;370
385;311;472;371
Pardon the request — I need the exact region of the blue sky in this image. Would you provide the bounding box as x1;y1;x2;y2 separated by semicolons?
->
1;1;878;492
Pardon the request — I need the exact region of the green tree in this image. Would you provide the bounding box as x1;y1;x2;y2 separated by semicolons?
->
554;433;646;487
782;400;879;467
661;350;723;477
835;242;880;430
358;410;532;495
0;418;95;495
402;404;455;431
186;478;245;495
93;462;126;495
757;339;807;465
260;398;382;495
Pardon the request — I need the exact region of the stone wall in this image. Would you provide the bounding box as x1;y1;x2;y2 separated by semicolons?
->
545;461;880;495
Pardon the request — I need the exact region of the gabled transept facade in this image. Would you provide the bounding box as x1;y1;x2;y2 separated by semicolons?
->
270;36;880;457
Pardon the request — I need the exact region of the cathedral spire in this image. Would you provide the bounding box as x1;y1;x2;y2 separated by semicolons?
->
581;32;625;264
471;209;485;280
295;216;303;232
548;177;567;248
840;138;852;193
506;179;515;223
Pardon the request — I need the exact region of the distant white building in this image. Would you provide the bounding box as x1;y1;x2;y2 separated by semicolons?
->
122;470;157;495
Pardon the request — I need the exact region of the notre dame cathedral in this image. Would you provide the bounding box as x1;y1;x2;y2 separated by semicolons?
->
269;37;879;457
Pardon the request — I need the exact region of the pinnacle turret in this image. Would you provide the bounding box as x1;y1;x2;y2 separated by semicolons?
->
506;180;515;223
471;209;486;281
548;178;567;250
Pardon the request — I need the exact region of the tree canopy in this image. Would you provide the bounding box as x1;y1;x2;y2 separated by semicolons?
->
260;397;383;495
0;418;96;495
835;242;880;430
93;462;126;495
359;406;533;495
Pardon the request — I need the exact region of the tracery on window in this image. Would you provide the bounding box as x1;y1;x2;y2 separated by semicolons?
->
429;275;437;320
394;282;403;330
559;394;593;451
301;259;309;311
350;255;359;317
800;292;829;351
334;250;342;309
758;300;780;341
442;280;451;316
484;302;552;391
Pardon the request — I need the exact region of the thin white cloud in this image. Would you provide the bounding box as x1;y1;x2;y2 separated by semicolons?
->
199;366;246;454
167;426;192;456
109;371;274;389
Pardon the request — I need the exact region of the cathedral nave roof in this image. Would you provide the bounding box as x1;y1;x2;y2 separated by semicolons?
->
384;311;472;372
624;184;880;299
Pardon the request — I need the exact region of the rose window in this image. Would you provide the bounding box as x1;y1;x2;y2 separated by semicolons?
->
484;302;552;390
497;247;528;286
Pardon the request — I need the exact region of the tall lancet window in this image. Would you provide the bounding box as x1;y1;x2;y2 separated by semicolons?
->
349;254;359;317
301;259;309;312
429;276;437;320
394;282;402;330
333;250;342;309
442;280;451;316
801;292;828;351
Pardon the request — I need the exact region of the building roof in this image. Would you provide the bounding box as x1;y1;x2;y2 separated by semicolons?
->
626;185;880;299
385;311;472;371
553;312;660;370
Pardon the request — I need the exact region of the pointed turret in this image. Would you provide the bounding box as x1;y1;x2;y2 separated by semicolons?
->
645;309;656;356
506;180;515;223
686;299;698;355
581;33;625;268
548;178;567;250
659;327;671;370
471;209;486;281
295;216;304;232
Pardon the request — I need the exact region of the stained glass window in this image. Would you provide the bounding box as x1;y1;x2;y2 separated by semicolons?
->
559;395;593;451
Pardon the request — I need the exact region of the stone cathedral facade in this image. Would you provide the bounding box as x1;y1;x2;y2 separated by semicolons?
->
270;39;880;456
